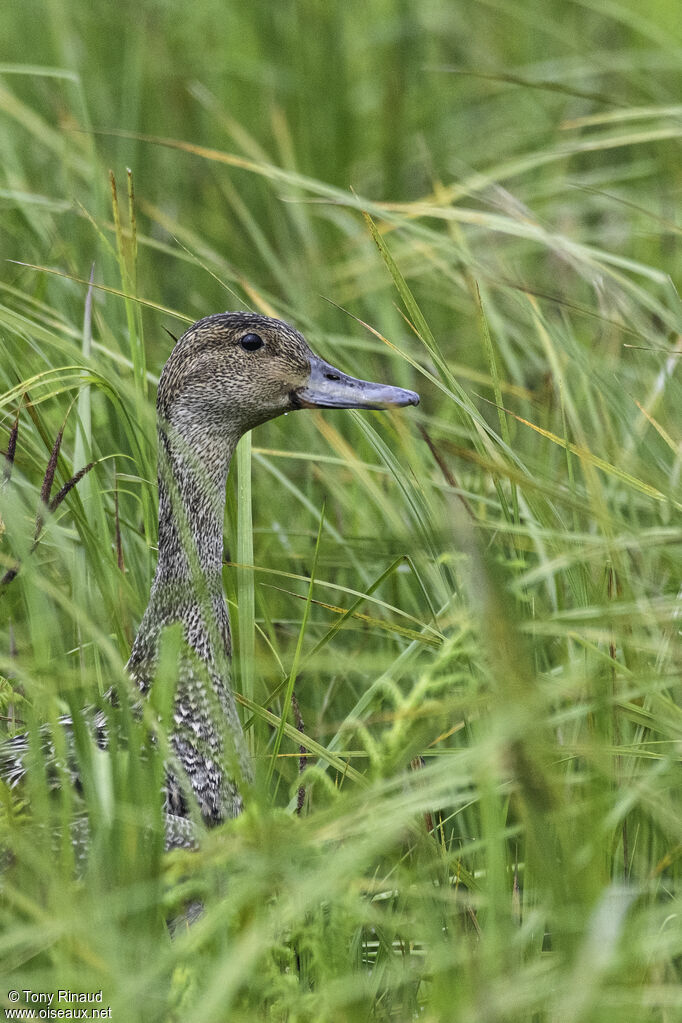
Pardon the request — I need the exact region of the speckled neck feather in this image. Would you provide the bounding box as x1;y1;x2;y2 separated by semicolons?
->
126;316;285;833
126;426;249;832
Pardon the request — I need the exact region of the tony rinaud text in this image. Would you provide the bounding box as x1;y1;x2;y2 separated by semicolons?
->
17;992;104;1004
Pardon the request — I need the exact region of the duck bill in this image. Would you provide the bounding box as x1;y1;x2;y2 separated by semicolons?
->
293;355;419;411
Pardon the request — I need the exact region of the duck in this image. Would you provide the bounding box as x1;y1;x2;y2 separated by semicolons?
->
3;312;419;850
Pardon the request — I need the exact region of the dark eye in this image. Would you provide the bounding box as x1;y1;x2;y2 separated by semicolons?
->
240;333;264;352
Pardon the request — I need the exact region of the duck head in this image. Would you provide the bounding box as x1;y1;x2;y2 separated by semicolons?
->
157;312;419;443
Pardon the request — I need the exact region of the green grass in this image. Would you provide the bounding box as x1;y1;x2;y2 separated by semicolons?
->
1;1;681;1020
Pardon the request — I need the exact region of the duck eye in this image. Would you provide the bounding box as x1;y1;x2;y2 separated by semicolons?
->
240;333;264;353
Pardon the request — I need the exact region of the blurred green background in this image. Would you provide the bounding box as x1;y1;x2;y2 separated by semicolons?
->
0;1;681;1021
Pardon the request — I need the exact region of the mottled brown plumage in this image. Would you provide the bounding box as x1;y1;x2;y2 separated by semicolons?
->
2;311;419;850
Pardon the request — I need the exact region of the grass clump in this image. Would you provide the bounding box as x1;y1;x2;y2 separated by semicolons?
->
1;1;681;1021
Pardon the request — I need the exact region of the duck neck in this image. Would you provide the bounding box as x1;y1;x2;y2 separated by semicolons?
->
129;423;237;681
155;427;233;593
